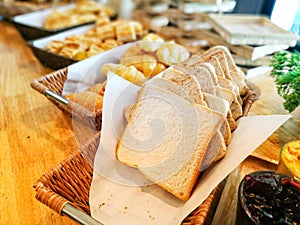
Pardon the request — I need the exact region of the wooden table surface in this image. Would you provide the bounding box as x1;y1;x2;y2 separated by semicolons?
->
0;20;299;225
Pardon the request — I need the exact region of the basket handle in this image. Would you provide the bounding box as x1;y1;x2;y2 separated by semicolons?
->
30;79;70;105
45;89;70;105
62;203;103;225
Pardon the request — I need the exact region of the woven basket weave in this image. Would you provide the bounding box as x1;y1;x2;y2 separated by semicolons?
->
33;131;226;225
31;67;102;131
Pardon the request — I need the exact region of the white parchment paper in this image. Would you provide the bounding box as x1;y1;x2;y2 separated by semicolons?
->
89;72;291;225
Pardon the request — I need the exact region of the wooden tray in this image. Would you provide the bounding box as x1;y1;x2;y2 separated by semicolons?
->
207;14;298;46
191;29;289;60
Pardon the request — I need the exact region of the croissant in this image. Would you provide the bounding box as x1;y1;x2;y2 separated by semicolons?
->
120;55;157;78
101;63;147;85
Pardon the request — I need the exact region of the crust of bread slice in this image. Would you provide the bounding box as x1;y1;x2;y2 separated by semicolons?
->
203;93;231;145
200;130;226;171
166;65;232;143
173;65;217;96
161;68;206;106
150;77;195;103
201;45;248;95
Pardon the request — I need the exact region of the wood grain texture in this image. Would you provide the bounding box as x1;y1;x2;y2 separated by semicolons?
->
247;72;300;164
211;69;300;224
0;20;81;225
211;156;278;225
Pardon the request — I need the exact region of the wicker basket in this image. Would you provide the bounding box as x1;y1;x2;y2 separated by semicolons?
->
32;85;258;224
31;67;102;131
33;131;227;225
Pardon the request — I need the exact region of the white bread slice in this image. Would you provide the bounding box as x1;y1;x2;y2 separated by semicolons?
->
217;76;243;120
155;69;230;145
201;45;248;95
183;50;246;121
191;61;219;86
180;60;238;127
146;81;228;171
117;84;199;169
200;130;227;171
204;93;231;145
215;86;238;131
151;76;230;148
173;65;217;96
123;77;196;123
203;59;242;120
186;61;238;130
150;77;195;103
182;54;203;67
123;103;135;122
207;56;226;79
161;68;206;106
210;54;244;106
117;84;224;201
166;65;232;144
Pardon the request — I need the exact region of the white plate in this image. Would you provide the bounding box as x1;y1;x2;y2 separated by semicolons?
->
12;4;76;30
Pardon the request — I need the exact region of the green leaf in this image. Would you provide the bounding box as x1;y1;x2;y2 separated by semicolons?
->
270;51;300;112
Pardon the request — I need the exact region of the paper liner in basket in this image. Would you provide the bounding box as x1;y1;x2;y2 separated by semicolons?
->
89;72;291;225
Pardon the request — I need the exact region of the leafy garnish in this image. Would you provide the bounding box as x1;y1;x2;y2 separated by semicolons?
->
270;51;300;112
